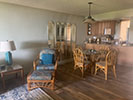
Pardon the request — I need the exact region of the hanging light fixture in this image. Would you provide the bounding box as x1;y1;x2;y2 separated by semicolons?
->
83;2;95;24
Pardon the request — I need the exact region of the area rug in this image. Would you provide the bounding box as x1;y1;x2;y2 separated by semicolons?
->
0;84;54;100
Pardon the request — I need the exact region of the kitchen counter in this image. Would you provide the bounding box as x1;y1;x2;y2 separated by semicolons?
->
85;43;133;67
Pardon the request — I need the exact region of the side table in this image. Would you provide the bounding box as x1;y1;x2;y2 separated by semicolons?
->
0;64;24;89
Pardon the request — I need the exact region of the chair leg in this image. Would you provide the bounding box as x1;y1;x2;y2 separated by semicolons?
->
81;67;84;77
94;66;98;75
113;65;117;78
51;82;54;90
27;81;31;91
74;65;77;70
105;69;108;80
73;65;77;73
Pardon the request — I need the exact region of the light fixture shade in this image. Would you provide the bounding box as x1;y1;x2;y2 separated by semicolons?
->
0;41;16;52
83;16;95;24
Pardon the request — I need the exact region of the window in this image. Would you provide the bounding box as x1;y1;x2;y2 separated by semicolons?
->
66;24;71;41
56;24;60;41
120;20;130;41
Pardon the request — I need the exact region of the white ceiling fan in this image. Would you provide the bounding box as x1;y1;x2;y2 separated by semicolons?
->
83;2;95;24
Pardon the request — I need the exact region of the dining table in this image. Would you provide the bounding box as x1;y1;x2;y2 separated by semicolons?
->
83;49;101;74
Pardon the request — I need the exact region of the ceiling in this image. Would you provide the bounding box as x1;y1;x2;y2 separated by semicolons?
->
0;0;133;17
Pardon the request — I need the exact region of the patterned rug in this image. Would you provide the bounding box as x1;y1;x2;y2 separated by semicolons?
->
0;84;54;100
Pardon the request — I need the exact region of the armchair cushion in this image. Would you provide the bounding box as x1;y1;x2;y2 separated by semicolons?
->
40;54;54;65
29;70;52;80
39;48;55;65
40;48;55;55
36;64;55;71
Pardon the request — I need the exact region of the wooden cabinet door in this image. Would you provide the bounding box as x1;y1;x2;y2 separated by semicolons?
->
87;20;116;35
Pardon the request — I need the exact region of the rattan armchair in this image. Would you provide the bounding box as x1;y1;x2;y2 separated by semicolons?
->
27;48;59;91
95;49;117;80
73;48;91;77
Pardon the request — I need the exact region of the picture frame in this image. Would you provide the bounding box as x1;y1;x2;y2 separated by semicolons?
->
104;28;111;35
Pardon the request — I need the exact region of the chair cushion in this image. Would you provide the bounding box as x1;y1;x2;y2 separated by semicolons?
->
36;64;55;71
40;48;55;55
40;54;54;65
76;61;90;66
29;70;52;80
84;61;91;66
96;61;106;67
39;48;55;65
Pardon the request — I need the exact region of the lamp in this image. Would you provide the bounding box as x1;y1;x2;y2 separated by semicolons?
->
0;40;16;65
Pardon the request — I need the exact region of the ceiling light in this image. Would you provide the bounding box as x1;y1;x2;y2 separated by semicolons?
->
83;2;95;24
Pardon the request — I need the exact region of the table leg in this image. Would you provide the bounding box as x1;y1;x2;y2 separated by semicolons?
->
1;73;5;89
21;69;24;83
91;62;95;75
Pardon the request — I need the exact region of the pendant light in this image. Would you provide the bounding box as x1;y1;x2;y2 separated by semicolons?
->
83;2;95;24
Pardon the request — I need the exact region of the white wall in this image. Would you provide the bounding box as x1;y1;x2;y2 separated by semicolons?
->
0;2;86;73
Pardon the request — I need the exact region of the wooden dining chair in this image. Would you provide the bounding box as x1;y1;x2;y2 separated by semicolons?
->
73;48;91;77
95;49;117;80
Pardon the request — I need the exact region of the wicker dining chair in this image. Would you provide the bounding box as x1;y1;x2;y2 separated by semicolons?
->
27;48;59;91
95;49;117;80
73;48;91;77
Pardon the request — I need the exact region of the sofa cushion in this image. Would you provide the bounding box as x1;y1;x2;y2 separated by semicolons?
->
29;70;52;80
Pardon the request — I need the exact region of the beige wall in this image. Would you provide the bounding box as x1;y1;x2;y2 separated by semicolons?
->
0;2;86;73
94;8;133;43
128;19;133;43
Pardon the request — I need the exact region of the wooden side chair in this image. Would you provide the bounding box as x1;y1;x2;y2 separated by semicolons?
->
73;48;91;77
95;49;117;80
27;48;59;91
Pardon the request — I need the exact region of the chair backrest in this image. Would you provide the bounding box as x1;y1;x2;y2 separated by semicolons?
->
73;48;84;65
39;48;55;65
99;45;110;51
99;50;108;61
105;49;118;66
73;49;77;63
40;48;55;55
98;45;111;61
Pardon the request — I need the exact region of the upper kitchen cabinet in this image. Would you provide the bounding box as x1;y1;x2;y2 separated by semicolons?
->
87;20;116;36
